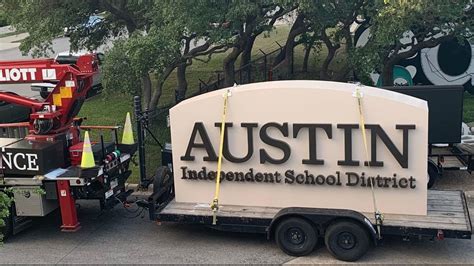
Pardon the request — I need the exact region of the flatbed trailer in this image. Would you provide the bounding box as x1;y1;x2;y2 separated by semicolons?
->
134;82;473;262
156;190;471;239
143;176;471;262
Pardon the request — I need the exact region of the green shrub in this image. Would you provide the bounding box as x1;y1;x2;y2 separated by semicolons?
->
0;191;12;242
0;10;9;27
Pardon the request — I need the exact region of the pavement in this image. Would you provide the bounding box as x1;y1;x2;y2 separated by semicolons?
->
0;170;473;264
0;27;67;98
0;27;112;98
0;33;28;51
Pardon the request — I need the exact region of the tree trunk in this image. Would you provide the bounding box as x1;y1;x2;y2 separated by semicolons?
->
239;35;256;83
223;47;242;87
320;47;337;80
272;14;306;75
240;35;256;69
382;61;394;86
320;29;340;80
149;65;175;110
175;62;188;103
142;74;152;110
302;43;312;73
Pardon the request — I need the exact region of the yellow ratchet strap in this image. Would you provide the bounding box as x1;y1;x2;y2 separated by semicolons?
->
354;85;383;239
211;89;231;225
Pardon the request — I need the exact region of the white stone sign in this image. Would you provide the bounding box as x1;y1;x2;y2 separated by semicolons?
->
170;81;428;215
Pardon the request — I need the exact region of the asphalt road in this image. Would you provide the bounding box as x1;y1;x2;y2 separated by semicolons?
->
1;171;474;264
0;200;292;264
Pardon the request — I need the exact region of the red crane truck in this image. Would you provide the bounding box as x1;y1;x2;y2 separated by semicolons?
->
0;54;136;237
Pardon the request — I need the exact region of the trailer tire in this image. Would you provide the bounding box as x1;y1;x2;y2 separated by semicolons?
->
275;217;318;256
153;166;173;204
428;161;439;189
324;220;370;262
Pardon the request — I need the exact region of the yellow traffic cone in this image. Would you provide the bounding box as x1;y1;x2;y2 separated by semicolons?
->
121;112;134;144
81;131;95;168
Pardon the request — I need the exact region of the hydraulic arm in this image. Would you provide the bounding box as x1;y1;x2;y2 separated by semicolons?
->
0;54;99;136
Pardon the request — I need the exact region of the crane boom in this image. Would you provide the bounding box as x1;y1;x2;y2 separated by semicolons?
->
0;54;99;136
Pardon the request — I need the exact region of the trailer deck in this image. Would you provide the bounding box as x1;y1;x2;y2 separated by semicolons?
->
157;190;472;239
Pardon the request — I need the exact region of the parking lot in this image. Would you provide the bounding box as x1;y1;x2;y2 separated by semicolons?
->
0;171;472;264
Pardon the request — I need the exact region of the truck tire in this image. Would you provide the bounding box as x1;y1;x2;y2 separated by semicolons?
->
153;166;173;204
428;161;439;189
275;217;317;256
324;220;370;262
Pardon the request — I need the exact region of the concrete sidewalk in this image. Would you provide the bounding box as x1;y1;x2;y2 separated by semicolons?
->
0;32;28;52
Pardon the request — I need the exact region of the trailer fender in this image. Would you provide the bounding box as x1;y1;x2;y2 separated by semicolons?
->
267;207;378;245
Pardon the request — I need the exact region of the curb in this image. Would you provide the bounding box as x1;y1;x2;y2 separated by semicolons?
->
0;32;28;52
126;183;153;196
464;191;474;199
0;42;20;51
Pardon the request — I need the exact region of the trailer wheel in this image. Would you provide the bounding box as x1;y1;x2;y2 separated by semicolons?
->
275;217;318;256
428;161;439;189
325;220;370;262
153;166;173;204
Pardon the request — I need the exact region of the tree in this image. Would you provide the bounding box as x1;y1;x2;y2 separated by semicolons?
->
302;0;366;80
102;28;180;110
299;32;320;73
155;1;231;103
1;0;153;56
354;0;474;86
1;0;231;108
221;1;295;86
273;0;365;80
272;11;307;77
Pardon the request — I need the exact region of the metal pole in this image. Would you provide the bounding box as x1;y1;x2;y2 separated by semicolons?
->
134;96;147;188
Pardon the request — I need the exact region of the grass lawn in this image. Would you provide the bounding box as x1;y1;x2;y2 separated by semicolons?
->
464;92;474;123
78;25;474;183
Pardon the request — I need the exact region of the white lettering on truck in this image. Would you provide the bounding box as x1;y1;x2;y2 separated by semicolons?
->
0;68;37;81
1;152;40;171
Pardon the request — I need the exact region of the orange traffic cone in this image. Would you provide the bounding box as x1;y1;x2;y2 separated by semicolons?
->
81;131;95;168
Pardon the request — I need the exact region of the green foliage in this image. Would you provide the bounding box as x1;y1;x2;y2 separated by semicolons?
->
0;191;12;242
102;28;180;96
464;93;474;123
353;0;474;85
0;7;8;27
2;0;91;56
1;0;153;56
